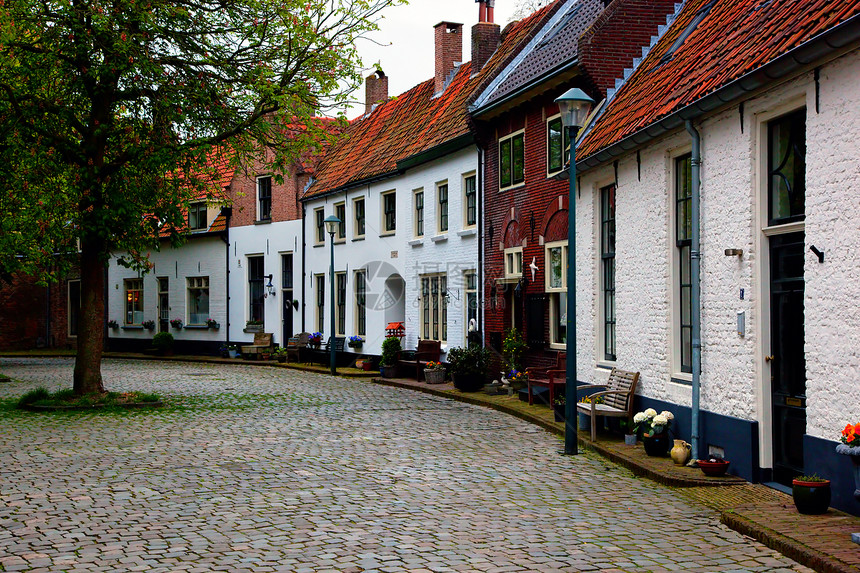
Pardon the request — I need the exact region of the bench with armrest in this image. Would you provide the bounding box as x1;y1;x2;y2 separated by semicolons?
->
241;332;273;359
526;352;565;405
575;367;640;442
324;336;346;354
286;332;310;362
396;340;442;380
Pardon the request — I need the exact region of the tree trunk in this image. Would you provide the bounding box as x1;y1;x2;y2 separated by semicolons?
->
73;237;107;395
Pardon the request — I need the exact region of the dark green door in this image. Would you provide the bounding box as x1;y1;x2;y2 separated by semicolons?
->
770;231;806;485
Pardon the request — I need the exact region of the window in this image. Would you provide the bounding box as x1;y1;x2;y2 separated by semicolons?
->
157;277;169;332
258;176;272;221
499;131;525;189
547;116;572;174
676;154;693;374
354;197;366;238
125;278;144;325
420;275;447;342
545;241;568;347
504;247;523;279
437;182;448;232
248;256;264;323
315;274;325;333
68;280;81;337
334;202;346;240
188;202;207;231
601;184;616;361
336;272;346;336
414;190;424;237
281;254;293;289
465;271;477;336
187;277;210;325
355;270;367;336
382;191;396;233
768;108;806;226
464;174;476;227
314;208;325;244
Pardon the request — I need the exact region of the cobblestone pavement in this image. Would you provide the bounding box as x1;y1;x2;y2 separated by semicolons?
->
0;358;812;573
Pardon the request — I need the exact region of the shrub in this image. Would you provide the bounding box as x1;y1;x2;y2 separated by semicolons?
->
18;387;50;407
447;345;491;377
380;336;401;366
152;332;174;351
502;327;528;371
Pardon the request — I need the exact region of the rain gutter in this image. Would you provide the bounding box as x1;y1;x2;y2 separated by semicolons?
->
396;133;475;172
577;14;860;171
686;120;702;462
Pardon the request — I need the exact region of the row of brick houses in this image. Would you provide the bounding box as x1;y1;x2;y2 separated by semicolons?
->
3;0;860;513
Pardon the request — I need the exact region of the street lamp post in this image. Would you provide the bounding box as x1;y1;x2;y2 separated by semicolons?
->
555;87;594;456
324;214;342;376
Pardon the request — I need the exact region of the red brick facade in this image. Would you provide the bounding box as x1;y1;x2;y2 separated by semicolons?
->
229;154;307;228
0;266;81;350
434;22;464;93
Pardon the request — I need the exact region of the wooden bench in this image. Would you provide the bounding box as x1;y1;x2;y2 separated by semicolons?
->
324;336;345;354
397;340;442;380
286;332;310;363
241;332;273;359
575;367;640;442
526;352;565;406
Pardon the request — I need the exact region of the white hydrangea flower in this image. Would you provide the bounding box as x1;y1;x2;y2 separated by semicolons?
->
634;412;646;423
661;410;674;420
644;408;657;418
653;414;668;426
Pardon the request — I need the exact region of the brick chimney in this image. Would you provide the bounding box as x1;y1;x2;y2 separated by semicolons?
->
472;22;501;72
365;70;388;114
434;21;463;93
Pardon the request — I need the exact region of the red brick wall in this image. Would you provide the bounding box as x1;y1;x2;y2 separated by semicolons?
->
435;22;464;93
482;91;575;367
578;0;678;96
0;266;80;350
230;154;303;228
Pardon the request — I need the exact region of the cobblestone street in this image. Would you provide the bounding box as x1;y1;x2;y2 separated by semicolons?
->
0;359;811;572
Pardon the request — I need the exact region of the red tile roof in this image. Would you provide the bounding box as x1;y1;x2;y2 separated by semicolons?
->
577;0;860;162
306;6;558;198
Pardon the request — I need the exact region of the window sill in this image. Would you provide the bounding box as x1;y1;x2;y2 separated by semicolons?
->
312;243;325;248
255;219;272;225
335;239;346;244
121;325;143;330
407;239;424;247
499;182;526;193
352;236;365;242
431;234;448;243
670;373;693;385
379;231;396;237
458;228;477;237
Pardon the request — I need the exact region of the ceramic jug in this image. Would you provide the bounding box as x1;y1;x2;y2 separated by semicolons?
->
671;439;692;466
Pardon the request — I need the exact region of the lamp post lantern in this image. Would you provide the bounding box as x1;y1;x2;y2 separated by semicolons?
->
324;214;342;375
555;87;594;455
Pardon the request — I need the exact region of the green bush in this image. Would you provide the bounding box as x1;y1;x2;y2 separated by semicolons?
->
502;327;528;372
380;336;401;366
152;332;174;351
18;387;49;407
447;345;491;377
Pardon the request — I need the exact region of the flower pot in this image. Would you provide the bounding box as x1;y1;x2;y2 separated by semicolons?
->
553;404;565;423
642;433;670;457
698;459;730;476
578;412;591;432
624;434;637;446
671;440;692;466
348;342;362;350
792;479;831;515
228;350;238;359
452;373;484;392
380;365;397;378
836;444;860;502
424;369;446;385
362;361;373;371
277;355;286;363
244;324;264;333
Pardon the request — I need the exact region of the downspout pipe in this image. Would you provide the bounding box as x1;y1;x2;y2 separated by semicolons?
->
686;120;702;461
477;146;484;345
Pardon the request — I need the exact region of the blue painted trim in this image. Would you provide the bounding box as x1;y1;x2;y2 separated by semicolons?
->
805;434;860;516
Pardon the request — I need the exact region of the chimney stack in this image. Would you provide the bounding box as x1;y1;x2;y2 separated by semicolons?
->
434;21;463;93
472;20;501;72
364;70;388;115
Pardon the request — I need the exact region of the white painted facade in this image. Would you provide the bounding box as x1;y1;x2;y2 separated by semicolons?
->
576;47;860;470
302;146;480;357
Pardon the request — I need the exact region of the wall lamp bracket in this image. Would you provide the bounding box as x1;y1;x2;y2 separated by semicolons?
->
810;245;824;263
724;248;743;257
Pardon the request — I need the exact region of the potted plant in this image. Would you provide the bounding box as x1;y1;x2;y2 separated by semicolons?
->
205;318;219;330
347;335;364;349
245;319;264;333
502;327;528;372
107;319;119;329
274;347;288;363
379;336;401;378
227;344;239;359
698;454;731;476
553;395;565;423
506;369;528;391
578;394;605;431
633;408;674;456
308;332;323;348
619;419;637;445
836;422;860;502
142;319;156;331
447;345;490;392
792;474;831;515
424;361;446;384
170;318;183;329
152;332;174;356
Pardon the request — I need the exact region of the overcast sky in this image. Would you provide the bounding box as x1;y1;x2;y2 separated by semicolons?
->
342;1;520;118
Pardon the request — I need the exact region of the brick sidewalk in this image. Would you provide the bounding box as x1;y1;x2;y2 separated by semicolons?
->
374;375;860;573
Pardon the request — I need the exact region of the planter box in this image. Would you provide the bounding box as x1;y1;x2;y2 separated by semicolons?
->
424;369;446;384
244;324;264;333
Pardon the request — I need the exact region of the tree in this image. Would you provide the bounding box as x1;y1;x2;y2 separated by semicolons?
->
509;0;552;21
0;0;402;394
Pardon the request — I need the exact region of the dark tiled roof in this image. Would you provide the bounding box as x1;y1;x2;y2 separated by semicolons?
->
578;0;860;161
306;8;556;198
480;0;604;107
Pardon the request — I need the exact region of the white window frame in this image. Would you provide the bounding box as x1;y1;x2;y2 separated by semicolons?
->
669;149;693;382
257;175;272;221
188;201;208;231
504;246;523;279
436;181;449;234
335;271;346;336
314;207;325;245
315;274;325;333
354;270;367;336
464;270;477;340
545;240;568;350
381;190;396;234
186;276;210;325
462;172;477;229
546;113;572;177
413;188;424;237
353;196;366;239
419;274;447;343
498;129;525;191
334;202;346;242
124;278;144;326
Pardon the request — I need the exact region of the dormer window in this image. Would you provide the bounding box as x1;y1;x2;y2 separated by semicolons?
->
188;202;207;231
